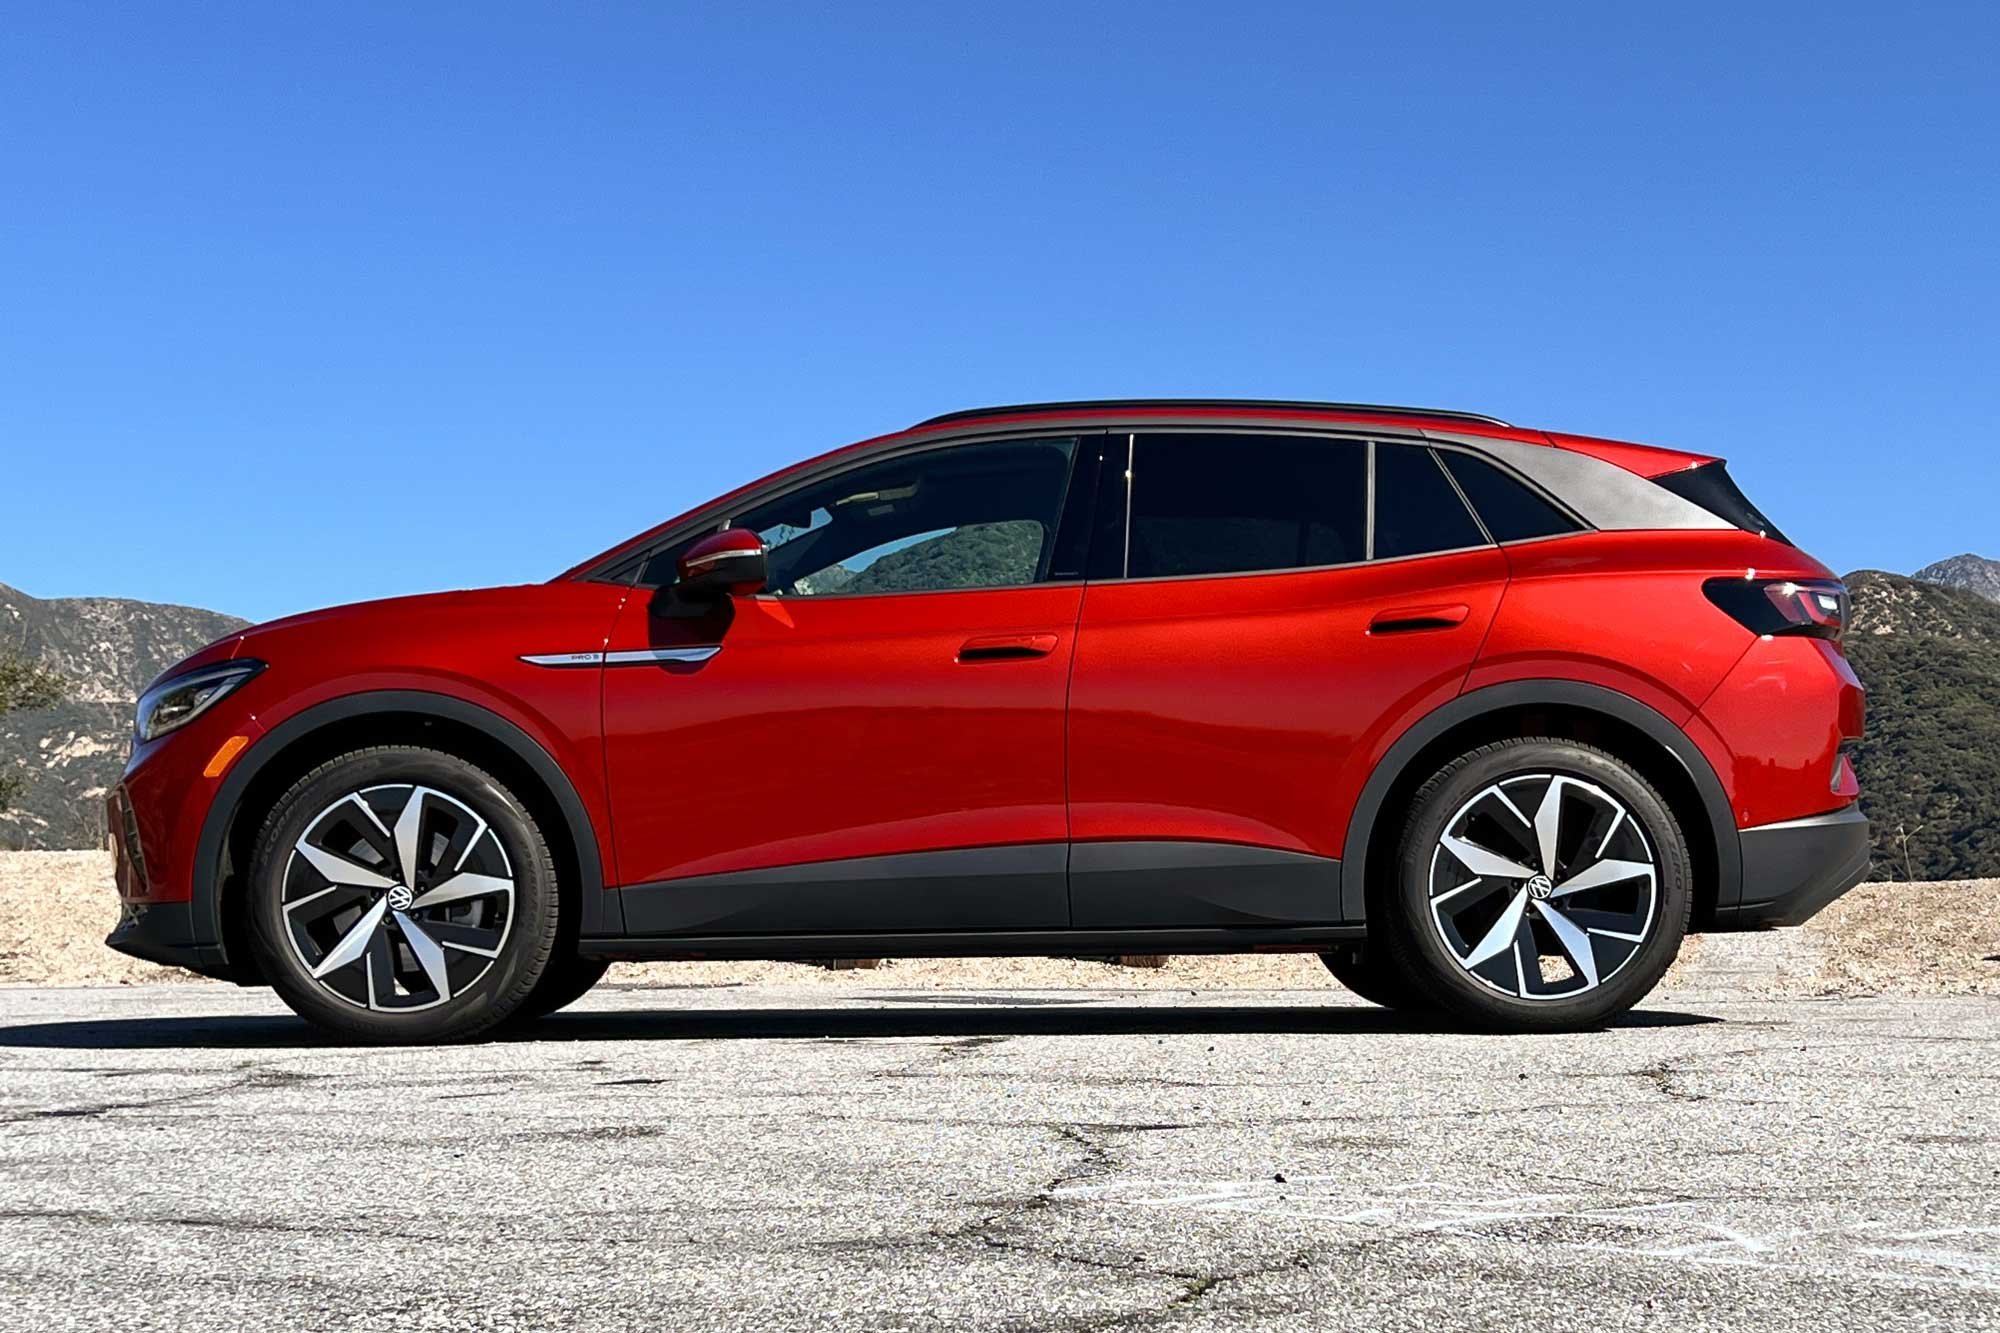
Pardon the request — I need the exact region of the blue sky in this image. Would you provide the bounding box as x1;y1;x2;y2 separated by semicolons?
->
2;3;1994;623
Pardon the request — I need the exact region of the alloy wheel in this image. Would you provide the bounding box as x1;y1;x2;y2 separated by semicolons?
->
281;784;515;1011
1427;772;1658;1000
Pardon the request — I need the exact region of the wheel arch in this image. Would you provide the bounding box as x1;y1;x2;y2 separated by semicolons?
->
196;690;615;981
1340;680;1738;929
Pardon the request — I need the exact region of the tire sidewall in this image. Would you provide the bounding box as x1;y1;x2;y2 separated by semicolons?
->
1389;740;1693;1029
247;748;558;1042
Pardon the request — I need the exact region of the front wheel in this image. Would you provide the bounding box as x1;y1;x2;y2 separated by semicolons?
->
504;954;611;1026
245;746;562;1044
1378;738;1693;1033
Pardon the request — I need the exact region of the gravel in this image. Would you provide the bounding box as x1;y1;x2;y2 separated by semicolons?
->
6;850;1998;996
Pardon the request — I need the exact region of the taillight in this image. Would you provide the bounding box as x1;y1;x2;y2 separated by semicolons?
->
1703;577;1849;642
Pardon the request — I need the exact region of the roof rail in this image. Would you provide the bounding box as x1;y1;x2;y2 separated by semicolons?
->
915;398;1513;429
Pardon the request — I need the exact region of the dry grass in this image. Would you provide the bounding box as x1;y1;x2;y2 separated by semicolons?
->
1796;878;2000;996
0;851;172;986
4;850;1995;996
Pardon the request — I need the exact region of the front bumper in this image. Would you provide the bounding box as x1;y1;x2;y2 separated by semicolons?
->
105;900;243;980
1718;805;1871;929
105;784;254;982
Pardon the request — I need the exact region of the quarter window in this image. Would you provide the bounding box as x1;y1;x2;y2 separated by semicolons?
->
1126;434;1366;578
1372;443;1487;559
728;437;1080;597
1438;451;1582;544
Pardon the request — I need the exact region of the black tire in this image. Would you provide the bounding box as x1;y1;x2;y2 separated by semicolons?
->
246;746;561;1044
505;954;611;1025
1318;943;1436;1011
1377;737;1693;1033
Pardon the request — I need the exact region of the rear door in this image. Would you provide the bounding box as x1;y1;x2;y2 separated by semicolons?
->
600;434;1104;936
1065;431;1508;927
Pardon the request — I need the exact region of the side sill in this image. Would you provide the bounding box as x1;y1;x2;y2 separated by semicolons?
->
616;843;1070;935
578;925;1366;963
1070;841;1344;927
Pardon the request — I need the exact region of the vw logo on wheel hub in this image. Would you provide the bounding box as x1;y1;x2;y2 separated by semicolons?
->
1526;873;1555;901
386;885;415;911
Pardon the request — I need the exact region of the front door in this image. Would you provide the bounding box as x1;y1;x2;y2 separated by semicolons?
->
1065;432;1508;927
601;434;1096;936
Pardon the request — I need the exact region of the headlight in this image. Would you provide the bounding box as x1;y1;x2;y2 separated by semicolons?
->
135;660;264;743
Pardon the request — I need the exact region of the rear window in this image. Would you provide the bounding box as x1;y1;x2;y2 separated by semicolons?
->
1126;433;1367;578
1653;461;1791;545
1438;451;1582;544
1372;443;1487;559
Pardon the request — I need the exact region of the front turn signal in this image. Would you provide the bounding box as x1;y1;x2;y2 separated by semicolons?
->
203;734;251;779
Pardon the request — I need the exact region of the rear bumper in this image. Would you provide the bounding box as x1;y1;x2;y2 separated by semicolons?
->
1716;805;1871;929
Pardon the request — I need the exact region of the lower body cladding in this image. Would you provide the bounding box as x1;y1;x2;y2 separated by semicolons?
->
1723;805;1872;928
585;840;1360;962
104;816;1872;974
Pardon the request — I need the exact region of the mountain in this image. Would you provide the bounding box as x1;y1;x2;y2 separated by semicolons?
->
1914;553;2000;603
0;583;246;849
842;521;1043;595
4;559;1997;881
1842;569;2000;881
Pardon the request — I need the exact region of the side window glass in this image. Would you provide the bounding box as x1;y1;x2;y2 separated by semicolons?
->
730;437;1080;597
1438;451;1583;543
1126;434;1366;578
1372;443;1488;559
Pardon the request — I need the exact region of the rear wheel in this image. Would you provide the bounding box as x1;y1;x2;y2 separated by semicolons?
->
1378;738;1692;1032
246;746;561;1044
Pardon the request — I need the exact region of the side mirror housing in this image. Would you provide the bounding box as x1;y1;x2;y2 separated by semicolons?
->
677;529;768;600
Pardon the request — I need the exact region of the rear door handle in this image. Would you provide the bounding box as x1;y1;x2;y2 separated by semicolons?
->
1368;604;1471;635
958;633;1060;662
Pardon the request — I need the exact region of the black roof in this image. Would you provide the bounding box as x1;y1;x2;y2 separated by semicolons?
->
915;399;1512;429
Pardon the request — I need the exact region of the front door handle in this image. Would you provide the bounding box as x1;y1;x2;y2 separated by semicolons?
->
1368;603;1471;635
958;633;1060;662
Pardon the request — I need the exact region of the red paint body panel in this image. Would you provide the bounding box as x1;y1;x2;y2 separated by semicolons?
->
116;710;268;905
1067;549;1508;859
600;585;1081;886
1696;636;1865;827
1468;530;1833;722
1468;529;1851;832
116;583;631;906
107;402;1866;965
1539;431;1717;478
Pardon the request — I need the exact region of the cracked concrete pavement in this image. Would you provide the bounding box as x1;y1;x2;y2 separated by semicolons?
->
2;983;1999;1330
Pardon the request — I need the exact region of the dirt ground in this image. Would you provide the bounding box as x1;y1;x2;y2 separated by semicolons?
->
5;850;1997;995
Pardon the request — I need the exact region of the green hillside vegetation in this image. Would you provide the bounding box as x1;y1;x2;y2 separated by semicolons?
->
1842;570;2000;881
840;521;1044;594
0;652;67;808
4;562;1998;881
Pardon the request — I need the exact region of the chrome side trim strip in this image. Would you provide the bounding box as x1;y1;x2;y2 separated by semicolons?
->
520;647;723;668
1740;805;1867;834
520;652;606;668
606;647;722;666
608;644;728;660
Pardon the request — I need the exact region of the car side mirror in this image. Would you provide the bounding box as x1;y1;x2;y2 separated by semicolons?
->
677;529;768;600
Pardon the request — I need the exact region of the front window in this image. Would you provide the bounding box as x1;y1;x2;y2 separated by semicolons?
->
717;437;1081;597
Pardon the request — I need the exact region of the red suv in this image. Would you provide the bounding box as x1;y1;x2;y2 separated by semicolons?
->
106;401;1868;1041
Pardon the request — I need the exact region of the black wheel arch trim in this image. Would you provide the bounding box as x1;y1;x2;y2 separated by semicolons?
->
191;689;616;966
1338;679;1740;923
